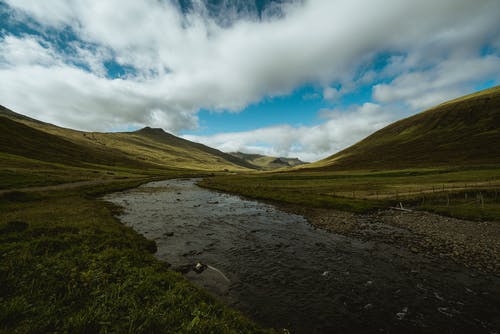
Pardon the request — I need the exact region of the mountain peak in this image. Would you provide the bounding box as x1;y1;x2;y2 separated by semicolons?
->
137;126;165;134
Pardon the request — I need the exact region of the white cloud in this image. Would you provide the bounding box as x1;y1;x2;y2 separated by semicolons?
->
0;0;499;157
0;35;60;66
373;55;500;109
323;86;342;101
184;103;394;161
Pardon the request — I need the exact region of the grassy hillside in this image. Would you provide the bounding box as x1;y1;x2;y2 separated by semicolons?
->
0;106;256;189
305;86;500;171
230;152;307;170
0;117;142;168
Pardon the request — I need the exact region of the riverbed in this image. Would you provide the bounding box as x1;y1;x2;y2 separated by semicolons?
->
104;179;499;333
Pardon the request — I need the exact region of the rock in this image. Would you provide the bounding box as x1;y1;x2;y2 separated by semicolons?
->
363;303;374;310
173;264;193;274
164;231;174;237
194;262;207;274
433;292;444;301
396;307;408;320
437;307;453;317
322;271;330;277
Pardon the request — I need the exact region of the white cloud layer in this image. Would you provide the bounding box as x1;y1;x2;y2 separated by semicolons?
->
1;0;499;159
184;103;394;161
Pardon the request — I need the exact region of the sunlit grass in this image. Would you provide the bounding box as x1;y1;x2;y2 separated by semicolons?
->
200;166;500;220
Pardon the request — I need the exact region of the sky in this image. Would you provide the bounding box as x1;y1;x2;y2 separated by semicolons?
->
0;0;499;162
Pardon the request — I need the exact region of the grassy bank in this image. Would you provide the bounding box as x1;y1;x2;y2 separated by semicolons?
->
199;166;500;221
0;179;270;333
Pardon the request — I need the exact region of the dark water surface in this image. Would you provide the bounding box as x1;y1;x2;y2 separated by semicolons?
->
105;179;500;334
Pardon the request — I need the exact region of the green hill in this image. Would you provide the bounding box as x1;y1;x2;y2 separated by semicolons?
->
0;106;255;172
230;152;307;170
304;86;500;171
0;106;256;189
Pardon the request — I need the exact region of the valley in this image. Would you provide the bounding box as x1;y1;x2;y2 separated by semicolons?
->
1;86;499;333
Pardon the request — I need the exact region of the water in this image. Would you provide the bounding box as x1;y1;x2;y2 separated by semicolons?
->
105;179;500;333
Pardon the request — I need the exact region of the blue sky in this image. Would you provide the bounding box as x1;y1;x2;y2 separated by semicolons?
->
1;0;499;161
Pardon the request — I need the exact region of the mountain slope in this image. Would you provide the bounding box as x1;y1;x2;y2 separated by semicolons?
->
0;106;255;172
304;86;500;171
0;116;142;168
230;152;307;170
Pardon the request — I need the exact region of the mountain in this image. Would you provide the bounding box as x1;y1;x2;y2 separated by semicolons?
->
303;86;500;171
0;106;255;172
230;152;307;170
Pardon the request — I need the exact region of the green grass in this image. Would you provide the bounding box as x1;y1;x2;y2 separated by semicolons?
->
199;166;500;220
0;180;270;333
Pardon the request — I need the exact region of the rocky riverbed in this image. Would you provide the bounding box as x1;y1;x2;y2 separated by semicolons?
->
297;207;500;275
105;179;500;334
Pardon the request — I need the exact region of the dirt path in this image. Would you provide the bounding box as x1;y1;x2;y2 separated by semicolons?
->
105;179;500;334
0;179;118;195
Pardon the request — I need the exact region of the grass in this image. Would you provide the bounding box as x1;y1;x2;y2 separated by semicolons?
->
199;166;500;220
0;179;270;333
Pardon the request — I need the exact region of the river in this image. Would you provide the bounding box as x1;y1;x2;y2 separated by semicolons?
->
104;178;499;333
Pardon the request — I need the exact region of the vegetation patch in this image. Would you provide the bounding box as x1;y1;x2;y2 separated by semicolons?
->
200;167;500;221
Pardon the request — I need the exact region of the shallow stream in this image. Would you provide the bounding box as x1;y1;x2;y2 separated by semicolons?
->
105;179;499;333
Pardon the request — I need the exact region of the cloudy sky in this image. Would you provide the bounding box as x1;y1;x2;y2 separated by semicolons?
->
1;0;499;161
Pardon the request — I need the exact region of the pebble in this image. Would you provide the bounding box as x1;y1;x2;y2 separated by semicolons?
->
396;307;408;320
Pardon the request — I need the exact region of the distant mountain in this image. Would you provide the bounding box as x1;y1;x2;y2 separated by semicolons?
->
302;86;500;171
230;152;307;170
0;106;255;172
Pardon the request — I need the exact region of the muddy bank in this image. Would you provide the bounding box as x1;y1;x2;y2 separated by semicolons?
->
105;179;500;334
